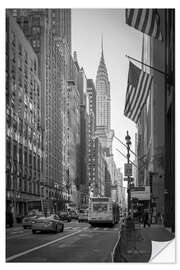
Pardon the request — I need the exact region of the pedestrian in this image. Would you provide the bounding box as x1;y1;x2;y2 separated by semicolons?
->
157;212;160;224
143;211;150;228
160;213;164;225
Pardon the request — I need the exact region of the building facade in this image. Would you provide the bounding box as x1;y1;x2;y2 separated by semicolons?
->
6;13;43;217
8;9;72;212
137;10;175;232
95;42;114;153
86;79;96;188
67;80;80;208
91;138;106;197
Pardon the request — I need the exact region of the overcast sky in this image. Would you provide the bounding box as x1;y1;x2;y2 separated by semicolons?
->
72;9;143;172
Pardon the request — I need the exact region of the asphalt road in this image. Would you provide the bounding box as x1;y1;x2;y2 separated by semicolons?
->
6;220;120;262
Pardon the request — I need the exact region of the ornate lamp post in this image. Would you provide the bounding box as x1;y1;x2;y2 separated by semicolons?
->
125;131;132;213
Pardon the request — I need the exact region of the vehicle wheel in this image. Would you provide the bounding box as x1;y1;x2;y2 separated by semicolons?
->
60;224;64;232
32;230;36;234
23;226;27;229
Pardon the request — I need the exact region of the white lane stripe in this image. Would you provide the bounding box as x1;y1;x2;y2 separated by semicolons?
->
64;227;72;230
111;231;121;262
6;229;84;262
7;232;32;240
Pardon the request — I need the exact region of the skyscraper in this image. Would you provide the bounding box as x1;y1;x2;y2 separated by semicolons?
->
95;38;114;153
6;13;43;217
9;9;72;211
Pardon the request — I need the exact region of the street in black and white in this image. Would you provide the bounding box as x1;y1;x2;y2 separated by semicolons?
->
6;221;120;262
5;8;175;263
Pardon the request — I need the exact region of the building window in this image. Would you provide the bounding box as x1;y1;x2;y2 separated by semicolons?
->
11;31;15;46
18;43;22;56
13;140;17;161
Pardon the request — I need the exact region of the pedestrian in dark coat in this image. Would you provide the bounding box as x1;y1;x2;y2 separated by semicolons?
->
143;212;150;228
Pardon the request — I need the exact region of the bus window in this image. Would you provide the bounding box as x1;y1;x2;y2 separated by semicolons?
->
93;203;107;212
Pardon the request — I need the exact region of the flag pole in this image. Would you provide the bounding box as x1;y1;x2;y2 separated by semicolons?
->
125;54;167;76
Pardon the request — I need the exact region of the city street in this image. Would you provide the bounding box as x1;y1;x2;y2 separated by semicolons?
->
6;221;120;262
5;8;175;263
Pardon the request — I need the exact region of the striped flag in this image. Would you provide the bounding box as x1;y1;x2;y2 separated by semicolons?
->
126;9;163;41
124;62;153;123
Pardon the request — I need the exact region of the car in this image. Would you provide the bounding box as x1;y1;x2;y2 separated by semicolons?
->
22;213;44;229
58;211;71;222
32;214;64;234
69;210;79;220
78;209;88;222
6;211;14;227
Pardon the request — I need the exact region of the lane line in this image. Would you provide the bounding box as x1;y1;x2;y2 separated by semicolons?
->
6;229;85;262
111;230;121;262
64;227;72;230
6;232;32;240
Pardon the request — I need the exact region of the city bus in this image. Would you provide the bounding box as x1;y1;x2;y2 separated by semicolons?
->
88;197;120;226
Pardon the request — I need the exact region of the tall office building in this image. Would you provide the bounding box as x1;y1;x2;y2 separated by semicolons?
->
6;13;43;217
51;9;71;52
95;40;114;153
87;79;96;187
9;9;72;211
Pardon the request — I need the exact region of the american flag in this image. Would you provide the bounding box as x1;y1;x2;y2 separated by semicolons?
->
126;9;163;41
124;62;153;123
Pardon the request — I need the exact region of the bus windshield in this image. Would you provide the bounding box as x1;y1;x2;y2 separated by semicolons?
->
93;203;107;212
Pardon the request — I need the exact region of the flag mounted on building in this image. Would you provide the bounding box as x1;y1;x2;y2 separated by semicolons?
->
124;61;153;123
126;9;163;41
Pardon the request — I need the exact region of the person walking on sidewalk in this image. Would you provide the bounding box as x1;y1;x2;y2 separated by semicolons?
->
143;211;150;228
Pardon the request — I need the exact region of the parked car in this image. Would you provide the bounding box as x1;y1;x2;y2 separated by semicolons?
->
78;209;88;222
6;211;14;227
58;211;71;222
69;210;79;220
32;214;64;234
22;213;44;229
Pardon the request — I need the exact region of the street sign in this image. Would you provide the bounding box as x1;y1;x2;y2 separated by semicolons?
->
131;186;150;200
124;177;134;182
124;163;132;176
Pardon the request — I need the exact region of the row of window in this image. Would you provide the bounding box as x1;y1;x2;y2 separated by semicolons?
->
10;30;38;75
6;175;41;196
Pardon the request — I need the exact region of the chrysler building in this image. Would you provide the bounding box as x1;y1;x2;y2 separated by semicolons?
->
95;38;114;154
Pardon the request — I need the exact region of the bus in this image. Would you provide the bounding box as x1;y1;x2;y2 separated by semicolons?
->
88;197;120;226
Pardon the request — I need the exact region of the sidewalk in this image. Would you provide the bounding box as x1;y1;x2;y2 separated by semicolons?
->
114;223;175;262
6;222;22;230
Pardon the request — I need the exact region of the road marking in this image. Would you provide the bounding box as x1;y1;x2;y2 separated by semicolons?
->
10;230;25;234
111;230;121;262
6;231;32;240
6;229;85;262
64;227;72;230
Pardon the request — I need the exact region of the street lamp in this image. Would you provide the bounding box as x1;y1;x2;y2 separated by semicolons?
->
125;131;132;214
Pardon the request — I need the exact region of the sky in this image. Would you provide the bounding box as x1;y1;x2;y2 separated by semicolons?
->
72;9;143;171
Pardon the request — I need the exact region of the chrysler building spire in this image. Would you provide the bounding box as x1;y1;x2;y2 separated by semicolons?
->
101;33;104;59
95;38;114;153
